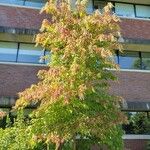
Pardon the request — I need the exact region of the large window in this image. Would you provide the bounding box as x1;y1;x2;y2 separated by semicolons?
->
92;1;150;19
93;1;107;12
115;3;135;17
18;44;44;63
136;5;150;18
115;51;150;70
114;2;150;19
141;52;150;70
123;112;150;135
0;42;49;64
24;0;45;8
0;0;46;8
119;51;140;69
0;42;18;62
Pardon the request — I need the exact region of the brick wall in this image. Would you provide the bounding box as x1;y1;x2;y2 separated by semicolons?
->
110;71;150;102
0;64;150;103
0;5;46;30
120;18;150;40
124;139;149;150
0;5;149;41
90;140;149;150
0;64;45;97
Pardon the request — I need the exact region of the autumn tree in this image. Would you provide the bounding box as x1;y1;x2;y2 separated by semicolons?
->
0;0;126;149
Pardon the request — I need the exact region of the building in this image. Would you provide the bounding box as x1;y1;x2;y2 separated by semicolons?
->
0;0;149;149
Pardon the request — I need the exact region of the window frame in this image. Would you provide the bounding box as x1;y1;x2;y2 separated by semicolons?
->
0;0;45;8
114;50;150;70
0;40;48;64
92;0;150;19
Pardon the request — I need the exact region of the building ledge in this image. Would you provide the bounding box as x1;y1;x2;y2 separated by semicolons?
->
122;37;150;45
0;26;38;35
0;2;42;10
123;135;150;140
122;101;150;112
120;16;150;22
109;68;150;74
0;61;47;67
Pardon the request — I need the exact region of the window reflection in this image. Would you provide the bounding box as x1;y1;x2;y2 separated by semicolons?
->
18;44;44;64
123;112;150;135
93;1;107;13
119;51;140;69
0;42;17;62
141;52;150;70
115;3;135;17
25;0;45;7
136;5;150;18
0;0;45;8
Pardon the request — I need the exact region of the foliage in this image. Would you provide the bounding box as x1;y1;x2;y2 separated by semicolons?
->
0;0;126;149
123;112;150;134
0;111;32;150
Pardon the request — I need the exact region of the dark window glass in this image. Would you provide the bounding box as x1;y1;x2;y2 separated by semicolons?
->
0;42;17;62
141;52;150;70
18;44;44;64
123;112;150;135
119;51;140;69
93;1;107;12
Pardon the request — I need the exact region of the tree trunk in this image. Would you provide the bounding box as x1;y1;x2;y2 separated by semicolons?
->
55;142;64;150
73;135;76;150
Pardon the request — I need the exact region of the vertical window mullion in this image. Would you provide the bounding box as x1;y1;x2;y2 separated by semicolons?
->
23;0;26;6
16;43;20;63
139;51;142;69
134;4;137;17
117;50;119;65
112;2;115;13
92;0;94;12
44;49;46;64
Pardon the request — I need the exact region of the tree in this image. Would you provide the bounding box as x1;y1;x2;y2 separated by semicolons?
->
0;0;126;149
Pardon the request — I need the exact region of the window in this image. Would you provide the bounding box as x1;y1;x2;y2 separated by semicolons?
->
18;44;44;63
86;0;93;14
136;5;150;18
93;1;107;12
119;51;140;69
115;3;135;17
0;42;17;62
24;0;45;7
0;0;45;8
141;52;150;70
0;42;48;64
0;0;24;5
123;112;150;135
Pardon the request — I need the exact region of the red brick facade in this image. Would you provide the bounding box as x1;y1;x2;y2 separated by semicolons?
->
120;18;150;40
0;64;45;97
110;71;150;102
124;139;149;150
0;5;150;41
0;5;45;30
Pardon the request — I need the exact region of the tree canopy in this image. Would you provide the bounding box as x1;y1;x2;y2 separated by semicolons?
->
0;0;126;149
